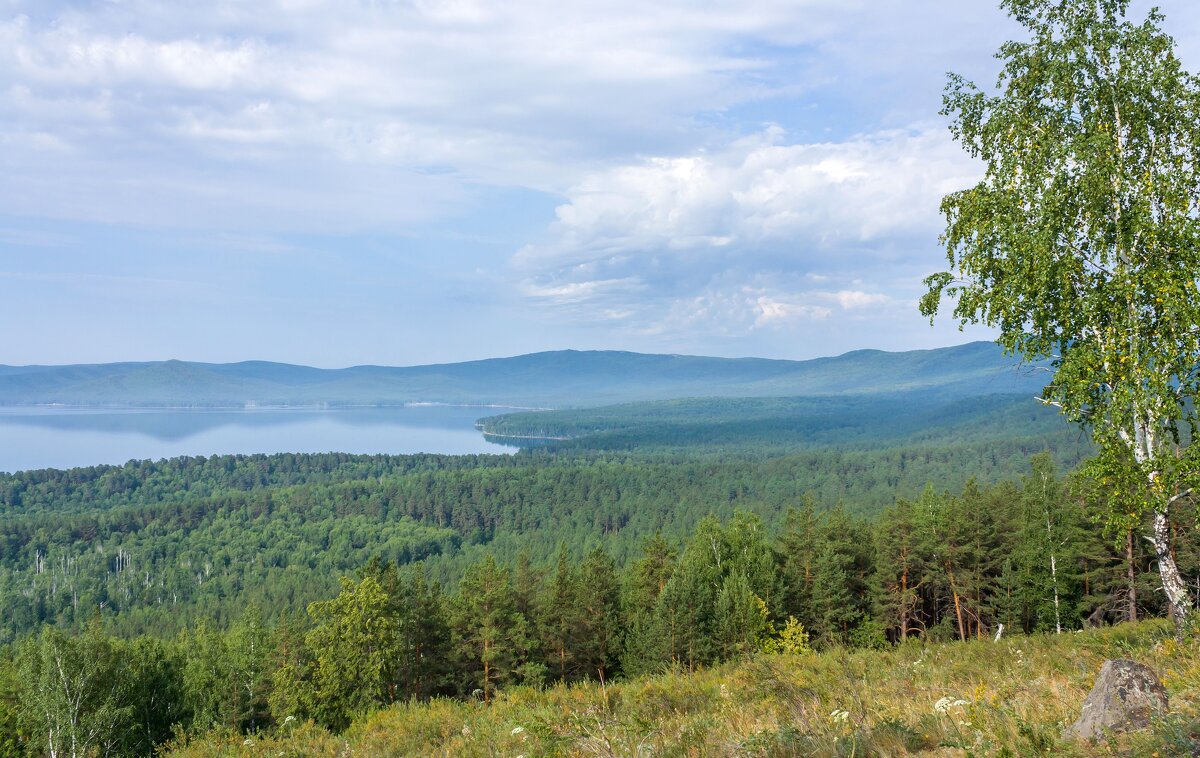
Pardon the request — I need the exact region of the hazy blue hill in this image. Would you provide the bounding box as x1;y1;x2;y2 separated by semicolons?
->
0;363;149;393
42;361;269;406
203;360;334;385
0;341;1045;408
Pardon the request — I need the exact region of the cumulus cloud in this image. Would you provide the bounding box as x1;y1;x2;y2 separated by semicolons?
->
0;0;869;231
515;124;978;334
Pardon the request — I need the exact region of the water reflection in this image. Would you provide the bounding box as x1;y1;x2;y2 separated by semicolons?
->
0;406;518;473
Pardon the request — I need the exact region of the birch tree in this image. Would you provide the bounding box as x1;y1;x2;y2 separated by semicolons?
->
921;0;1200;628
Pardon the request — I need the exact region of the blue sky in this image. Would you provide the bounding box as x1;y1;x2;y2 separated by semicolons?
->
2;0;1197;367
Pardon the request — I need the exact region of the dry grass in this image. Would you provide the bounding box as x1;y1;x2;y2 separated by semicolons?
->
167;619;1200;757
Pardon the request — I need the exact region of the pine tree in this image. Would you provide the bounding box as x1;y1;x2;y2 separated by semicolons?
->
393;565;452;700
450;555;524;702
619;534;676;677
776;496;820;629
540;544;579;682
873;498;923;641
714;571;769;658
622;533;675;621
574;547;622;681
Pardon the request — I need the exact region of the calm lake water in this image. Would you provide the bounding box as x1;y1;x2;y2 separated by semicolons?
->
0;406;518;473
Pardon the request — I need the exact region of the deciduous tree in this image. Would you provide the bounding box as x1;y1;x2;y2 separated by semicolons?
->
923;0;1200;627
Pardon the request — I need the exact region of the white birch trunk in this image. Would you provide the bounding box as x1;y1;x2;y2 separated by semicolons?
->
1049;552;1062;634
1042;476;1062;634
1132;417;1193;628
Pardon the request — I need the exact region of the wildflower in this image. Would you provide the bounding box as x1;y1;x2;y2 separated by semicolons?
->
829;708;850;723
933;697;970;714
512;726;525;736
462;725;471;737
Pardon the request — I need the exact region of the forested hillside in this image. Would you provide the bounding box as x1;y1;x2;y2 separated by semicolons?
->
478;390;1078;453
0;384;1191;757
0;423;1091;642
1;456;1196;756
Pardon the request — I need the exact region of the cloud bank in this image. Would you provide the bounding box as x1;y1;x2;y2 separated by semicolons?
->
516;124;980;335
3;1;1196;362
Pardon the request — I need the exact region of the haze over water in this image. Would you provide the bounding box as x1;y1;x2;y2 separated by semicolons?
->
0;406;516;473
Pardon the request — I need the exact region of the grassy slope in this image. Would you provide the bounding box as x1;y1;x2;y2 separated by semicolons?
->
169;620;1198;756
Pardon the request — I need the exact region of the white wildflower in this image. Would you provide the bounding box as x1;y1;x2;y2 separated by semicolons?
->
462;724;471;737
934;696;970;714
829;708;850;723
512;726;525;736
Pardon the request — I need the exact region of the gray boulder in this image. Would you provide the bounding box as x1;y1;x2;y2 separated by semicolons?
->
1065;659;1169;741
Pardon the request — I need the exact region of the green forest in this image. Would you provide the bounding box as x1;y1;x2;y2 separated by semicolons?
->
7;0;1200;753
0;447;1195;755
0;389;1092;642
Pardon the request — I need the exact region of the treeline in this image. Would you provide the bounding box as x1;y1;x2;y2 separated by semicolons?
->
480;392;1091;458
1;455;1195;756
0;445;1092;641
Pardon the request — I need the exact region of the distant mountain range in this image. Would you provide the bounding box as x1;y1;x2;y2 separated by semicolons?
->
0;342;1047;408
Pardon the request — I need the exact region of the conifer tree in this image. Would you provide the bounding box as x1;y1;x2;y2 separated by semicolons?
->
622;533;675;621
654;516;731;668
776;497;820;630
450;555;525;702
714;572;769;658
540;544;579;682
811;539;858;643
810;506;873;643
393;565;452;700
873;498;923;640
574;547;622;681
619;534;676;677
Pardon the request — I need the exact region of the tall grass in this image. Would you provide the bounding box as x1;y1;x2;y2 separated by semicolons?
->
168;620;1199;756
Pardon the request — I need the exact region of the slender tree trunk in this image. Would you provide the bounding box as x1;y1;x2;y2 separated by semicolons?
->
1152;508;1193;627
1126;527;1138;622
1041;474;1063;634
1134;419;1193;629
1050;551;1062;634
899;567;909;642
482;639;491;704
947;564;966;641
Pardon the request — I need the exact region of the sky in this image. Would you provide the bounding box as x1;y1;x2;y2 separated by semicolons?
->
2;0;1198;367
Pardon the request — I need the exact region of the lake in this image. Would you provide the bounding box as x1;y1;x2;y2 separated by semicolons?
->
0;406;518;473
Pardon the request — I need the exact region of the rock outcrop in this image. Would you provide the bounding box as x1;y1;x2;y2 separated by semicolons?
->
1065;659;1168;741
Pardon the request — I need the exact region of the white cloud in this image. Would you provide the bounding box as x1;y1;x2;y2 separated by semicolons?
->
753;296;832;327
514;124;977;334
830;290;893;310
0;0;1080;233
0;0;860;231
